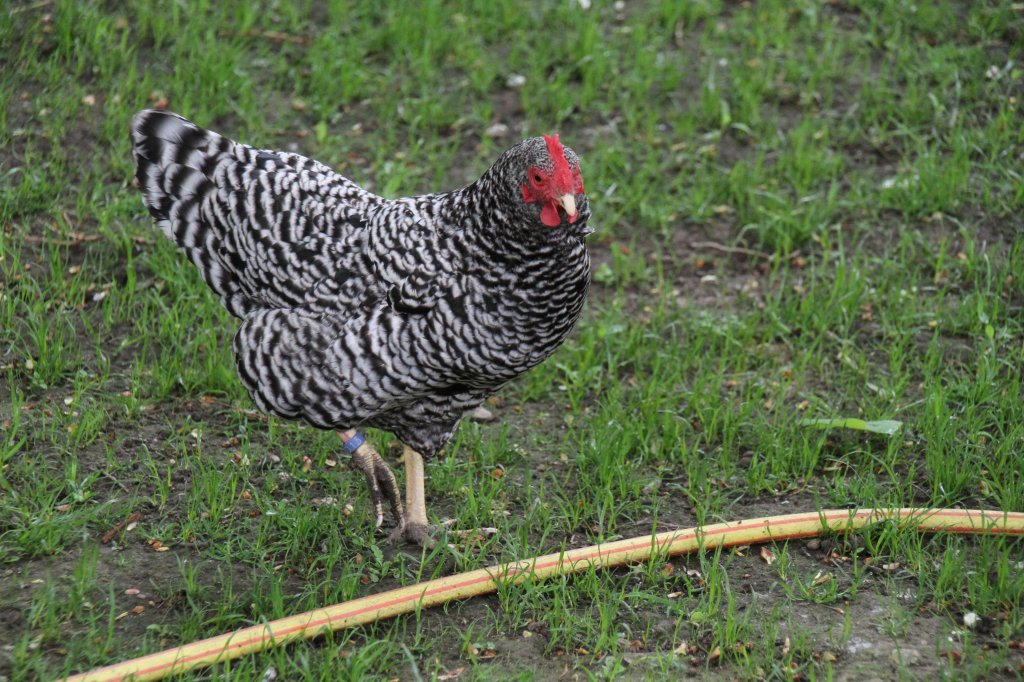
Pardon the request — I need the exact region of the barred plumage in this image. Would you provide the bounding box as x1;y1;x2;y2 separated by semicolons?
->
131;110;591;541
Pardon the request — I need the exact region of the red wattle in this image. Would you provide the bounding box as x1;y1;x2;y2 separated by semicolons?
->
540;202;561;227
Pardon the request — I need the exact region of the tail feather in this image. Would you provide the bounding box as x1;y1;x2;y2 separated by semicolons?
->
130;110;377;318
131;111;248;313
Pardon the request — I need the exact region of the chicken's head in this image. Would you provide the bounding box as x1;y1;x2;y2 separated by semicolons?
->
517;134;586;228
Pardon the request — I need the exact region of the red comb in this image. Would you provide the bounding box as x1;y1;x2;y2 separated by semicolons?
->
544;134;576;194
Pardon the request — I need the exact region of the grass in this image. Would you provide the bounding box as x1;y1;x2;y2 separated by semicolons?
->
2;0;1023;679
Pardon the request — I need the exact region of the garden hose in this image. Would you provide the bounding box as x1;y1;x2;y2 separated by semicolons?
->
62;508;1024;682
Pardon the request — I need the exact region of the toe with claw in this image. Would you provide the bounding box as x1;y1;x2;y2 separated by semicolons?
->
440;519;499;546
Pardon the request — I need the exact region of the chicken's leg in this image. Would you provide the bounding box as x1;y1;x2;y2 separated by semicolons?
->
398;445;500;546
390;445;434;546
340;430;403;529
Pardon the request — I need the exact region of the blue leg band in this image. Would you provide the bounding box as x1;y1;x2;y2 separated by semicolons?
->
343;431;367;455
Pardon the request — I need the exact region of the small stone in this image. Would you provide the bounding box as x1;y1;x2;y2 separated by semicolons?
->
806;538;821;550
469;406;495;422
484;123;509;139
506;74;526;89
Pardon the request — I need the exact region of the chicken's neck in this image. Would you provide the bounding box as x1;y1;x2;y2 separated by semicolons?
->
429;181;590;265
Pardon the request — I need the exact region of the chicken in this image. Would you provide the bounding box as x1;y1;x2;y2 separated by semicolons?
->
130;111;591;545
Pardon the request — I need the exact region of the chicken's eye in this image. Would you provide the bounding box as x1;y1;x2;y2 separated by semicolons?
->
532;173;543;184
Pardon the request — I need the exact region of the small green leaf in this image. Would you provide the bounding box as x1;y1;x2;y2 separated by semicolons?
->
593;262;615;285
314;120;328;144
689;610;709;624
800;418;902;436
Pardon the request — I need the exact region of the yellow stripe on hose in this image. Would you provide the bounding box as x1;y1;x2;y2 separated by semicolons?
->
61;508;1024;682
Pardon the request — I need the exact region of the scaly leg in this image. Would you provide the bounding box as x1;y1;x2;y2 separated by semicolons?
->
397;445;499;546
339;430;403;529
390;446;434;546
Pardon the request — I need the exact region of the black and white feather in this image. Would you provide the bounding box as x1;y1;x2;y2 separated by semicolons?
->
130;110;591;457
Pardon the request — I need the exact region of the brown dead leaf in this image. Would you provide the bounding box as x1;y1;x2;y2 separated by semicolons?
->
673;640;689;655
812;571;833;586
782;637;791;655
707;646;722;663
143;90;170;109
759;546;776;565
131;605;145;615
437;669;465;681
101;513;140;544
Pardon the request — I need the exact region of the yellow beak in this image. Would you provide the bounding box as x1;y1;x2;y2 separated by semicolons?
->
558;193;577;219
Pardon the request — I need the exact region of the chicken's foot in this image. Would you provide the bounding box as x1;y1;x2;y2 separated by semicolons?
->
340;430;403;529
391;446;499;547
